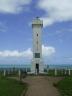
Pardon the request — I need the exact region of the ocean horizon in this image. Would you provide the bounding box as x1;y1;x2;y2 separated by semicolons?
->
0;64;72;70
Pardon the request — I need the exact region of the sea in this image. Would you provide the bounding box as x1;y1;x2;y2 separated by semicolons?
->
0;64;72;70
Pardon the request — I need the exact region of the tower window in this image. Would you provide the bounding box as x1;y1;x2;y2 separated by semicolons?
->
37;34;38;36
35;53;40;58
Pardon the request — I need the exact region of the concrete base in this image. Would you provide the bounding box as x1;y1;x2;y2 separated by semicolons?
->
31;60;44;74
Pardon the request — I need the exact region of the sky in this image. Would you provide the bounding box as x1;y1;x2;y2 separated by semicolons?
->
0;0;72;65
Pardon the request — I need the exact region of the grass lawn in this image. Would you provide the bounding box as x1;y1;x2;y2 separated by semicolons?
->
0;76;27;96
56;77;72;96
48;69;72;76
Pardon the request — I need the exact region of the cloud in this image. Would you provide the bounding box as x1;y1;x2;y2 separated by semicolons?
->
0;48;32;59
42;45;56;57
38;0;72;27
0;0;31;13
0;45;56;58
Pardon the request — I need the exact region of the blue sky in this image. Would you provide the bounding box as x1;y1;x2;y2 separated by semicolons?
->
0;0;72;65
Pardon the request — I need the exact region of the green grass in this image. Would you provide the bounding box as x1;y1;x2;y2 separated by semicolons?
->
56;77;72;96
48;69;72;77
0;76;27;96
48;69;55;76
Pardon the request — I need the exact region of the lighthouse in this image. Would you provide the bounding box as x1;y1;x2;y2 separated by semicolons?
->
31;17;44;74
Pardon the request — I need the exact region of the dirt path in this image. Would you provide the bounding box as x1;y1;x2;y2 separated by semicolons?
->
22;76;62;96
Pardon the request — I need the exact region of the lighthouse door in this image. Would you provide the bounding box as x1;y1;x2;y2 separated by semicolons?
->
36;63;39;74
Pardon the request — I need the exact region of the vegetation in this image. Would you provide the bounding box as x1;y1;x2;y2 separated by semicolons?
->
48;69;72;76
56;77;72;96
48;69;55;76
0;76;27;96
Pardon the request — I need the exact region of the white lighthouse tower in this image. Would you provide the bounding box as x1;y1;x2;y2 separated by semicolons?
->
31;17;44;74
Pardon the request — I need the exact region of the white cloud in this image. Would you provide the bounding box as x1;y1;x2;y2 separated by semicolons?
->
0;0;31;13
40;17;54;27
38;0;72;27
42;45;56;57
0;48;33;59
0;45;56;58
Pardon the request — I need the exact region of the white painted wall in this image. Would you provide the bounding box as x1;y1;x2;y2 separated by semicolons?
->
31;18;44;74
